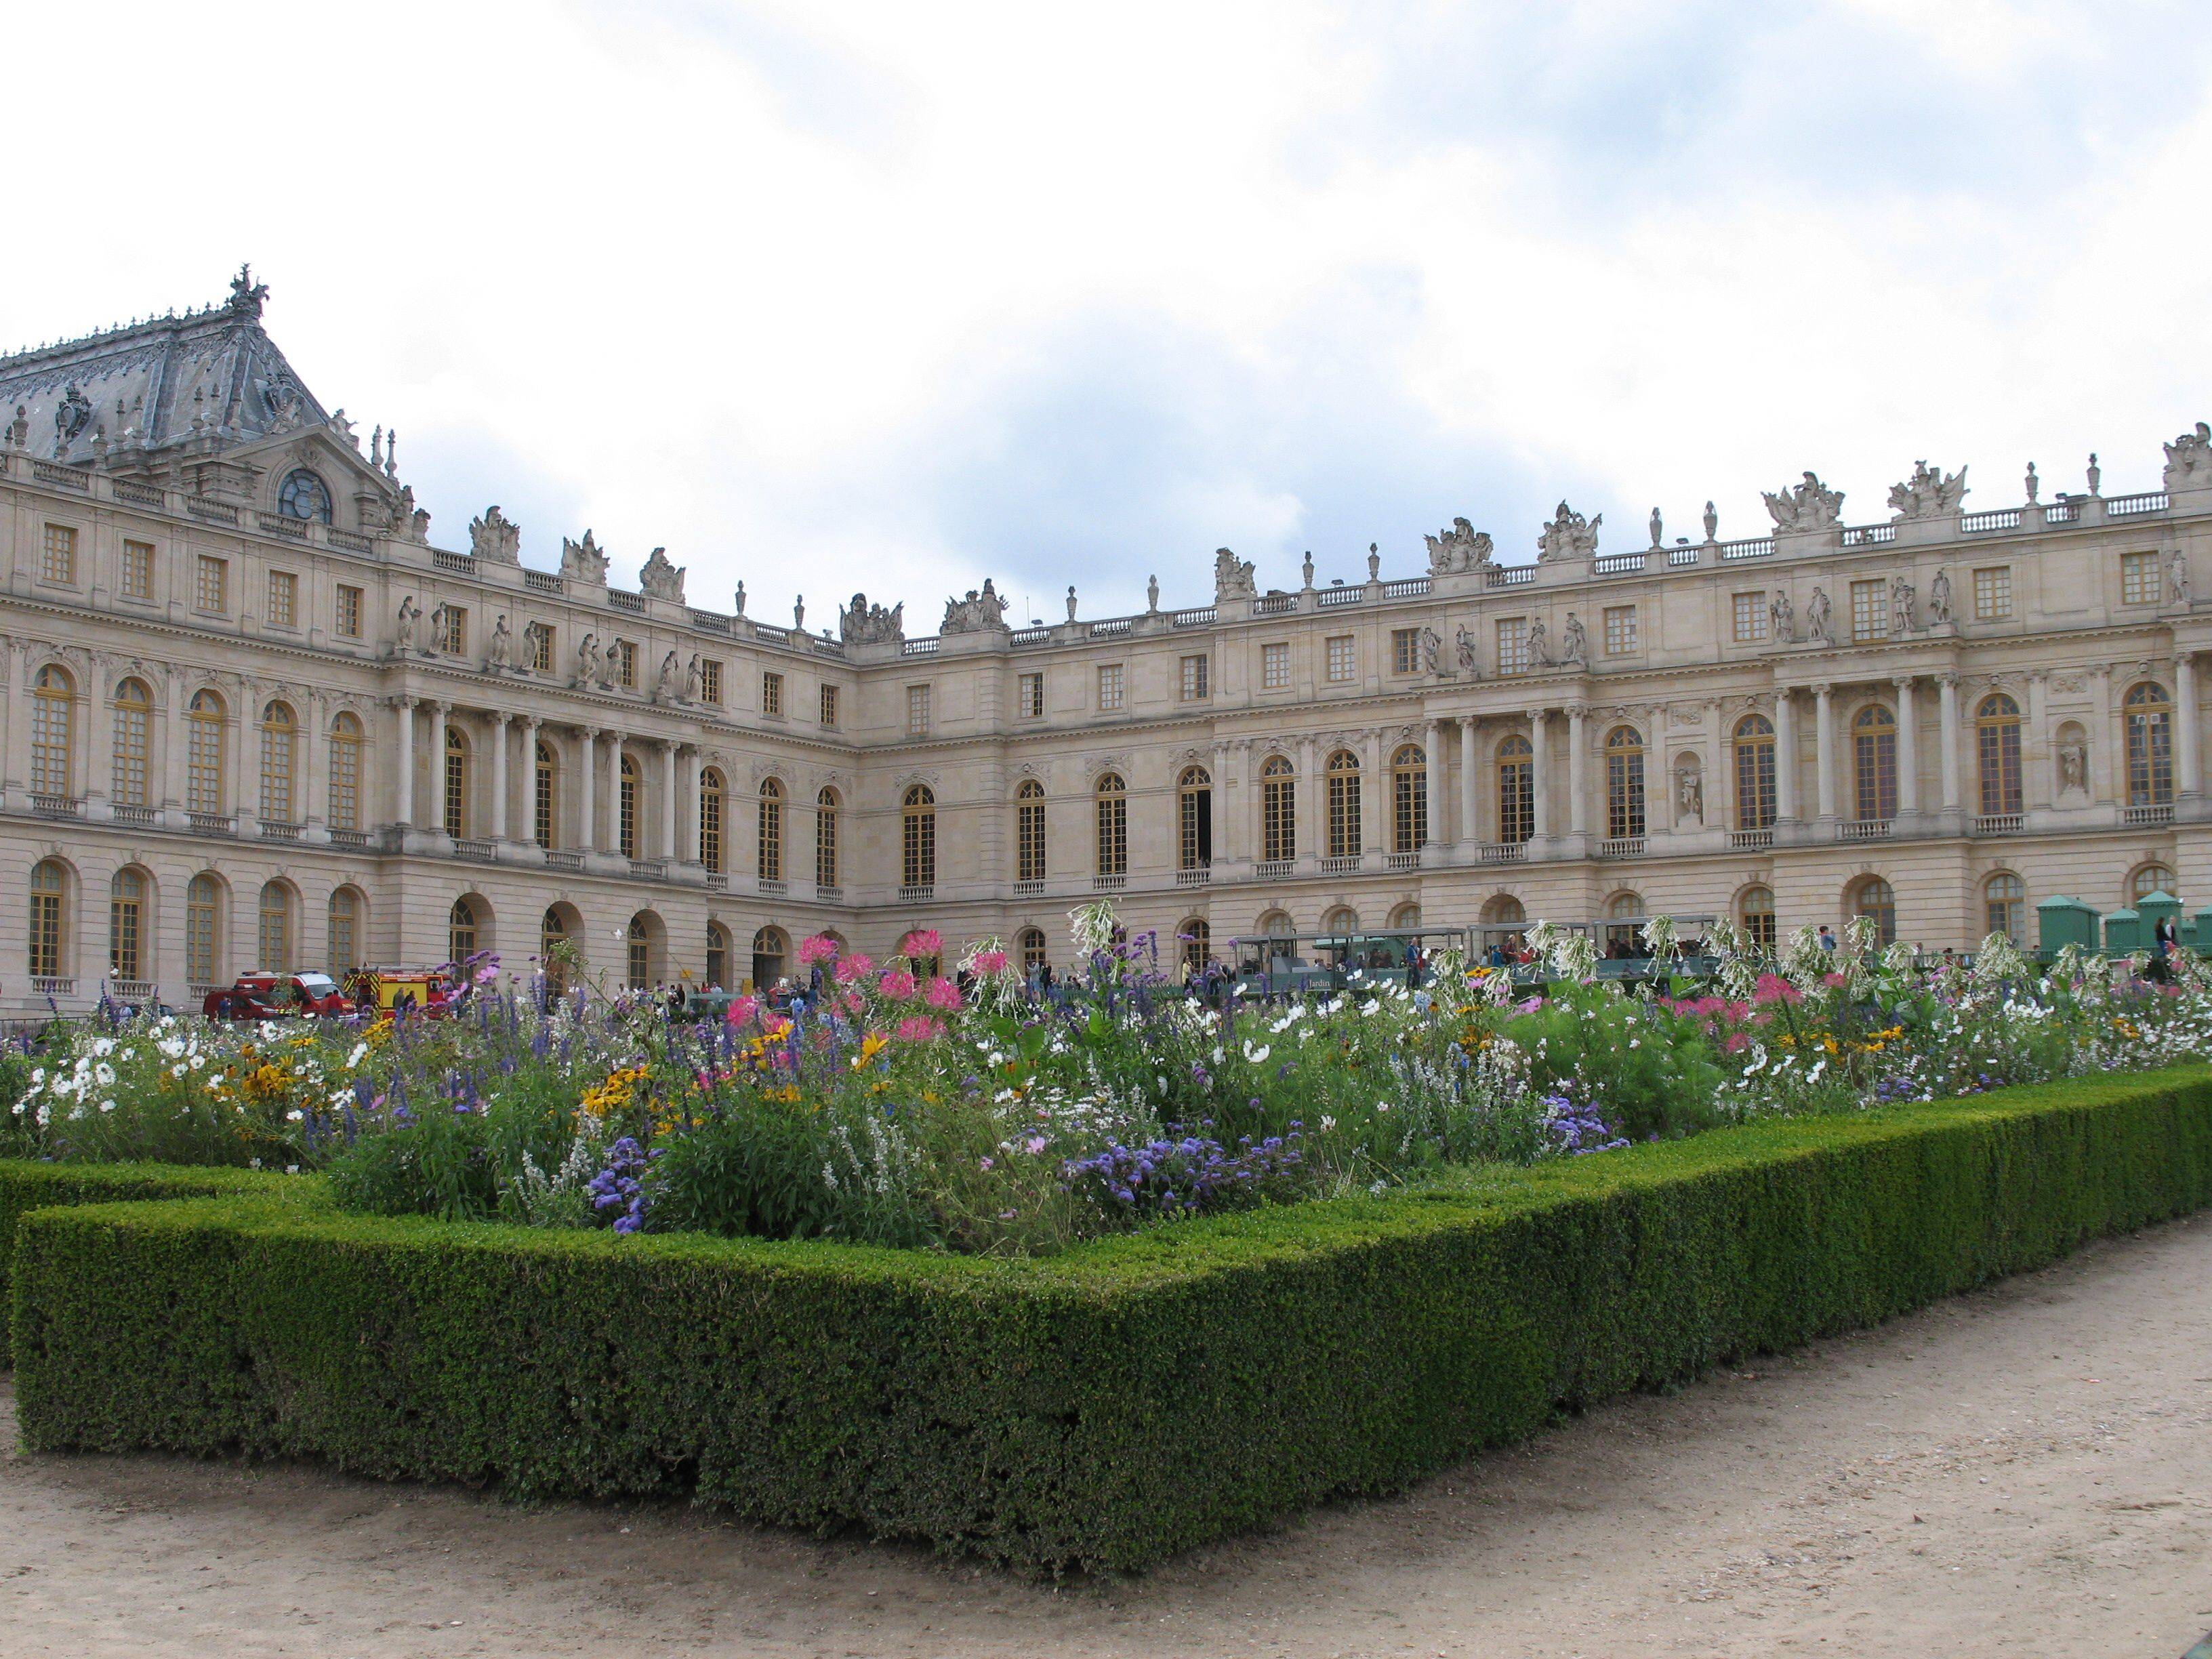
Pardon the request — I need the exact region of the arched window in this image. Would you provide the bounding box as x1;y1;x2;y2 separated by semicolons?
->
1015;779;1046;884
540;905;571;991
186;874;222;985
1984;872;2026;941
1481;893;1525;926
1605;726;1645;840
329;712;363;832
449;897;479;964
1852;704;1898;822
1389;901;1422;929
443;724;468;838
108;868;147;983
257;881;294;972
260;701;298;825
28;859;66;980
2129;862;2177;906
1258;907;1296;964
618;752;638;859
1261;756;1296;863
327;887;361;975
1733;714;1776;832
1180;918;1210;975
186;689;226;815
1095;773;1127;877
1325;751;1361;861
1738;884;1776;951
277;468;333;524
30;664;73;799
815;787;840;888
1391;744;1426;853
901;784;936;889
1496;735;1534;844
705;921;731;988
751;926;787;991
1849;875;1897;946
2125;682;2174;807
1322;904;1359;937
532;739;556;848
757;777;783;881
697;767;725;873
1177;766;1212;871
1604;891;1644;956
628;914;653;988
110;678;151;808
1976;693;2022;817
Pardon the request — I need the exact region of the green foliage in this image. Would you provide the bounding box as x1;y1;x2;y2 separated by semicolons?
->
14;1067;2211;1573
1500;984;1729;1141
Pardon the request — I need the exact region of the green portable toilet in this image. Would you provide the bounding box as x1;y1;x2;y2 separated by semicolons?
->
2102;906;2142;954
2192;907;2212;952
2036;896;2100;957
2136;890;2183;950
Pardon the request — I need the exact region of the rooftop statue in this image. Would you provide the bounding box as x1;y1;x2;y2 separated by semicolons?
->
840;591;905;644
468;504;520;564
2165;421;2212;486
1536;501;1600;562
560;529;611;586
639;546;687;603
942;578;1008;634
1213;546;1256;602
1887;460;1969;520
1761;471;1845;532
226;263;269;319
1425;516;1493;574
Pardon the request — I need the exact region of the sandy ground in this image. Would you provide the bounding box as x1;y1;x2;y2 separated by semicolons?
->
4;1218;2210;1659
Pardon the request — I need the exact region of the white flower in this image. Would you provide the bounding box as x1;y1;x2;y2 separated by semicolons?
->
92;1038;116;1057
1360;998;1380;1016
1242;1042;1271;1065
99;1099;115;1113
1376;1099;1392;1113
1319;1115;1336;1131
94;1063;116;1088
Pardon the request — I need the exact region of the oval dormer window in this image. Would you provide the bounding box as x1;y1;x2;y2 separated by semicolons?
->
278;468;332;524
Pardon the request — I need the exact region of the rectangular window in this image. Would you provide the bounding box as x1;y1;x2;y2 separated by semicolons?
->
762;670;784;716
817;680;836;726
1326;634;1355;683
1018;672;1044;718
1850;579;1885;642
2122;550;2159;607
529;622;553;673
440;605;466;655
195;554;228;613
1391;628;1420;675
1973;566;2013;621
1097;663;1124;711
1732;591;1767;643
1603;605;1637;655
267;569;298;628
121;539;155;600
1496;617;1530;676
1262;642;1291;690
613;641;636;688
335;584;362;638
1179;654;1209;701
906;683;931;735
39;524;77;586
699;659;723;705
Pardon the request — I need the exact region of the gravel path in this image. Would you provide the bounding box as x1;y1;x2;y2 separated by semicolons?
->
5;1214;2209;1658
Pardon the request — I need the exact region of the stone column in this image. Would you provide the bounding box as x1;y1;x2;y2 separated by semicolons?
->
2178;651;2202;798
1938;674;1962;811
1774;690;1797;822
424;700;449;834
576;728;596;850
1813;683;1835;821
393;695;415;829
1423;720;1445;848
1457;718;1479;847
2026;672;2051;811
1530;708;1551;842
161;668;188;825
1648;707;1673;836
1362;729;1384;855
2088;669;2114;804
3;642;30;811
1566;704;1587;837
660;740;679;859
1895;677;1919;815
489;712;511;840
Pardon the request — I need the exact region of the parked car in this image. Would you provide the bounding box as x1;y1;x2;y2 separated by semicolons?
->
340;967;463;1020
201;971;354;1021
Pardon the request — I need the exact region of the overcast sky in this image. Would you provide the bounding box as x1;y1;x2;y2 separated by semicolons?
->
9;1;2211;623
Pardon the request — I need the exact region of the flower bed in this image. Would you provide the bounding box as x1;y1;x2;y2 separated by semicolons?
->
14;1067;2212;1572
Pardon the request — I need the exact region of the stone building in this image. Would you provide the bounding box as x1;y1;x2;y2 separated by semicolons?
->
1;270;2209;1013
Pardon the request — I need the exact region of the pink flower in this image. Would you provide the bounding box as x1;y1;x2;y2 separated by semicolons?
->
880;969;918;1000
1752;973;1803;1006
1025;1136;1048;1155
923;976;964;1013
895;1015;941;1043
722;994;758;1028
834;952;875;985
1515;996;1544;1015
901;929;943;960
972;949;1009;975
798;934;840;967
843;991;867;1017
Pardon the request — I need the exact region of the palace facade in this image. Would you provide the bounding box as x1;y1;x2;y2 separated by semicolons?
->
2;270;2210;1014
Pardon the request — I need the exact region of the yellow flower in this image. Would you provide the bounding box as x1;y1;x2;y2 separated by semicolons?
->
851;1031;890;1069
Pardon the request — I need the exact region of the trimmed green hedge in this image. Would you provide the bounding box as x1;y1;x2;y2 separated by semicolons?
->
0;1161;303;1366
12;1068;2212;1573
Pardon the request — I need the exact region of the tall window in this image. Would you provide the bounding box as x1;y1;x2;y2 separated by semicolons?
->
1734;714;1776;830
528;623;553;673
266;569;298;628
1739;884;1776;952
28;861;65;980
705;922;730;988
1017;780;1046;882
40;524;77;586
1262;642;1290;689
1852;704;1898;821
1603;893;1644;956
122;539;155;600
186;689;226;814
1179;655;1209;701
1325;636;1355;683
902;785;936;888
1391;629;1420;674
618;754;638;859
541;907;570;989
1181;919;1211;975
30;664;73;798
195;554;228;613
438;606;467;655
449;897;479;963
2122;550;2159;607
260;701;298;825
1097;664;1125;710
257;882;293;972
327;888;360;975
335;584;362;639
762;671;783;716
1391;743;1426;852
812;679;830;723
111;678;150;806
613;642;637;689
1496;735;1534;843
1605;726;1646;840
1850;579;1885;641
1019;672;1044;718
1095;773;1128;876
1019;927;1048;973
1976;693;2022;816
443;726;468;838
698;767;725;873
1325;750;1361;859
815;787;840;888
186;875;220;985
2125;682;2174;806
533;739;556;848
109;869;146;982
1178;766;1212;870
1850;875;1897;946
757;778;783;880
1984;873;2026;941
328;712;363;831
628;916;651;989
1261;756;1296;862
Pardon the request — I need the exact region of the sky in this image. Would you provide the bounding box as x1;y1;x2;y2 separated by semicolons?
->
7;1;2211;625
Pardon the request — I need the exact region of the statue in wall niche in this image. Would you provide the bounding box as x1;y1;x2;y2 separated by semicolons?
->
686;653;702;700
1650;506;1664;548
1214;546;1258;600
394;595;420;653
2059;739;2088;795
1888;461;1969;521
488;615;512;670
1805;586;1834;646
1526;615;1551;667
1561;613;1589;667
1677;766;1704;823
560;529;611;585
1425;516;1493;574
1770;590;1795;642
1420;625;1442;676
639;546;687;603
1703;499;1718;541
2170;550;2192;607
1147;575;1160;613
1456;622;1479;678
1890;576;1917;635
1927;568;1953;626
577;632;601;684
1536;501;1600;562
657;649;680;697
1763;471;1845;532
